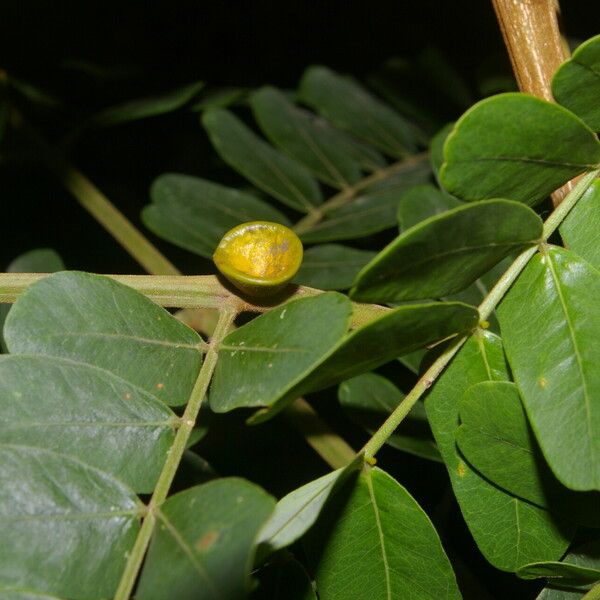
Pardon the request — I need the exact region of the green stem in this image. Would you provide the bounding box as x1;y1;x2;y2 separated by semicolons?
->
583;582;600;600
293;152;429;234
361;169;599;460
114;308;236;600
285;398;356;469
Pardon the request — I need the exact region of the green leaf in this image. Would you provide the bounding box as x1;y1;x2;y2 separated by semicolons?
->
257;458;361;560
210;294;352;413
536;541;600;599
560;179;600;270
440;93;600;205
299;66;419;158
0;590;62;600
305;467;461;600
0;444;141;598
4;272;202;406
351;199;542;302
136;478;275;600
397;183;462;231
0;249;64;353
0;355;176;493
425;332;574;571
202;108;322;212
498;246;600;491
299;161;431;243
91;81;204;127
456;381;600;527
253;555;317;600
142;174;290;258
518;561;600;585
293;244;376;290
212;296;477;422
250;86;363;188
430;122;454;183
338;373;441;461
190;87;249;112
553;35;600;131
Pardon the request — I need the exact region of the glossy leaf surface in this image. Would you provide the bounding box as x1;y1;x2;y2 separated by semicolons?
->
425;332;573;571
440;94;600;205
553;35;600;131
299;66;418;157
0;445;140;599
4;272;202;406
250;86;363;188
305;467;461;600
203;108;322;212
498;246;600;491
351;199;542;302
560;179;600;270
293;244;376;290
142;174;290;258
397;183;462;231
338;373;441;461
137;479;275;600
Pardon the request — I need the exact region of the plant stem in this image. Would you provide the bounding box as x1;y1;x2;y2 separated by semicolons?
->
113;308;236;600
285;398;356;469
361;169;599;460
293;152;429;234
10;110;180;276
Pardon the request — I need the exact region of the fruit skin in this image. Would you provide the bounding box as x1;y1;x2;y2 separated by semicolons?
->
213;221;304;297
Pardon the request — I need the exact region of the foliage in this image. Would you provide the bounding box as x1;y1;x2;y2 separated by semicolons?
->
1;33;600;600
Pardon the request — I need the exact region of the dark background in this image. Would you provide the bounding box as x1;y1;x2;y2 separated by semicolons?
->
0;2;596;597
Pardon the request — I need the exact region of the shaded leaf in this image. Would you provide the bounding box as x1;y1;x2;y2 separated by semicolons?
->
4;272;202;406
440;94;600;205
339;373;441;461
92;81;204;127
0;355;176;493
136;478;275;600
299;66;418;158
191;87;249;112
498;246;600;491
518;561;600;585
142;173;290;258
560;179;600;270
425;332;574;571
299;160;431;243
397;183;462;231
351;199;542;302
553;35;600;131
202;108;322;212
305;467;461;600
456;381;600;527
250;86;363;188
0;444;141;599
252;555;317;600
293;244;376;290
257;458;361;560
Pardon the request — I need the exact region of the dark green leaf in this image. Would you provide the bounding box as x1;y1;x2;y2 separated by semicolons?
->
299;161;431;243
553;35;600;131
210;294;352;413
499;246;600;491
253;556;317;600
560;179;600;270
257;458;361;559
518;561;600;585
305;467;461;599
202;108;322;212
191;87;249;112
440;94;600;205
4;272;202;406
339;373;441;461
299;66;418;158
136;478;275;600
397;183;462;231
425;332;574;571
456;381;600;527
250;86;363;188
246;300;478;423
142;174;290;258
92;81;204;127
351;199;542;302
0;444;141;598
293;244;376;290
0;355;176;493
